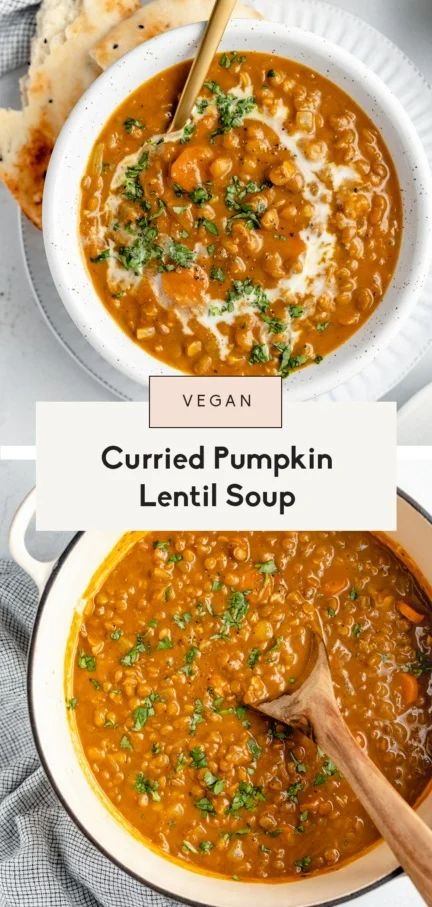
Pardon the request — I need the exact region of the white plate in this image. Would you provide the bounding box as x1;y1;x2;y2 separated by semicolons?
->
398;380;432;444
21;0;432;402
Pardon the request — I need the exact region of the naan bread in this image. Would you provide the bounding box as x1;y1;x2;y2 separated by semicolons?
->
91;0;262;70
0;0;139;227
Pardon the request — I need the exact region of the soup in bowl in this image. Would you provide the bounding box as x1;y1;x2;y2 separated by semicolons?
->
80;52;402;379
43;21;432;397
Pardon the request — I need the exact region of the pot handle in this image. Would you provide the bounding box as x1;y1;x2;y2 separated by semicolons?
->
9;488;57;595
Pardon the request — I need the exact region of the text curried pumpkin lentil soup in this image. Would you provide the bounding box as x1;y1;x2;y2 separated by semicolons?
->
80;52;402;378
69;531;432;881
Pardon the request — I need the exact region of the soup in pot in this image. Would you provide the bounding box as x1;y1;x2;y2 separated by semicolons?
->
68;530;431;881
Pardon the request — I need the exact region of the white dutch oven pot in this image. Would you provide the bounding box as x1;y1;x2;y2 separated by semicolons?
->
10;489;432;907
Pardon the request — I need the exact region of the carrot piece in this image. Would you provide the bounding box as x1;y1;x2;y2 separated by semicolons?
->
399;672;419;706
170;145;213;191
397;600;424;623
162;265;208;307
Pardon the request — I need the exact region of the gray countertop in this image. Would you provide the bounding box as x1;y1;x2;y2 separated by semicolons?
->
0;5;431;901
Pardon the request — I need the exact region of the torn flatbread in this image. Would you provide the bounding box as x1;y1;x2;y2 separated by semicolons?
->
91;0;262;70
0;0;139;227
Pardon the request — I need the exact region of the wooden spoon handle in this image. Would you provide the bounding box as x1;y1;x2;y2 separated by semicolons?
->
318;706;432;905
169;0;238;132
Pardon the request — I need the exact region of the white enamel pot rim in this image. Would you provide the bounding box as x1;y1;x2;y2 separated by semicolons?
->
10;489;432;907
42;18;432;401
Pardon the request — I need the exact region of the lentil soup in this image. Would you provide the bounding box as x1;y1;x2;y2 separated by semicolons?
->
69;531;432;881
80;52;402;378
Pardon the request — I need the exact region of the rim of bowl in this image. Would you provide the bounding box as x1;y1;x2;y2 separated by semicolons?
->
42;19;432;397
26;488;432;906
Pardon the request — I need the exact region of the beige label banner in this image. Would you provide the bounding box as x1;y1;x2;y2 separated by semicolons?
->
149;377;282;428
35;401;397;531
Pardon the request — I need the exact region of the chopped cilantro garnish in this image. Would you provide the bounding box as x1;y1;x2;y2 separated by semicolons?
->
352;623;361;638
78;650;96;672
204;80;257;138
134;774;160;801
120;735;133;751
249;344;270;364
224;175;268;232
157;636;173;650
247;739;262;761
190;746;207;769
199;840;214;853
90;249;110;263
123;150;149;199
124;117;145;133
314;757;338;786
219;52;246;69
402;650;432;676
204;770;225;795
120;634;149;666
290;753;306;773
132;692;161;730
197;217;219;236
273;343;308;377
195;98;209;114
316;321;329;332
190;698;204;734
295;856;312;873
173;611;192;630
189;185;212;206
328;607;336;618
248;648;260;668
181;645;200;676
218;590;249;635
226;781;265;813
66;697;77;710
210;266;225;282
350;587;359;600
117;226;163;275
166;240;196;268
153;539;170;549
212;578;223;592
181;121;196;144
175;752;186;772
289;305;304;318
226;277;269;313
261;314;287;334
168;553;183;563
255;559;277;575
110;628;123;640
287;782;304;803
195;796;216;816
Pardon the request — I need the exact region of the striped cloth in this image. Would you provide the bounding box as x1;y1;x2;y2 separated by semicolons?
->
0;0;39;76
0;560;176;907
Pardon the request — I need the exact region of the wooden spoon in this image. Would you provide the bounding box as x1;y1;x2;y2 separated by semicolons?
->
257;634;432;905
168;0;238;133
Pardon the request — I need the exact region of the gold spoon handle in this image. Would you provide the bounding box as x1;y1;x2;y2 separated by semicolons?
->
169;0;238;133
318;705;432;906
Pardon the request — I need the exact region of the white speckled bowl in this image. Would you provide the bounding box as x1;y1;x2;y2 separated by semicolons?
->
9;489;432;905
43;19;432;399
